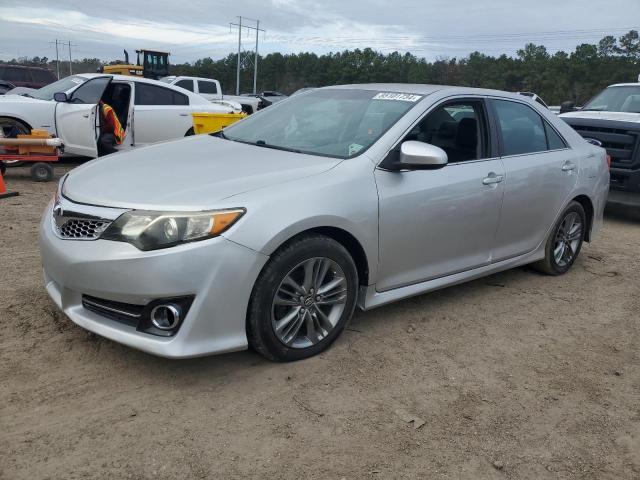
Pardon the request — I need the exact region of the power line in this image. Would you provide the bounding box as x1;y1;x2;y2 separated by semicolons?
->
49;40;78;78
230;16;265;94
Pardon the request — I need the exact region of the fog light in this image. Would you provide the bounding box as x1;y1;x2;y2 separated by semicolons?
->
150;304;181;330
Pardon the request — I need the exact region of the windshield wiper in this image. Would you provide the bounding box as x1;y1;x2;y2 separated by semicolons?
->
20;93;34;98
254;139;302;154
212;130;228;139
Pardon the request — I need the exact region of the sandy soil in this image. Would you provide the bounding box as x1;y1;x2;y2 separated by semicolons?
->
1;164;639;480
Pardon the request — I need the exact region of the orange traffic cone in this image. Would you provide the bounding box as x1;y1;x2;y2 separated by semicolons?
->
0;167;19;199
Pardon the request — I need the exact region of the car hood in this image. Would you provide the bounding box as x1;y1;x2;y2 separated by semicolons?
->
560;110;640;123
0;94;46;103
63;135;342;210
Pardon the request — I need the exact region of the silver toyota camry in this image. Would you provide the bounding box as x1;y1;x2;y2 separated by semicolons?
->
39;84;610;361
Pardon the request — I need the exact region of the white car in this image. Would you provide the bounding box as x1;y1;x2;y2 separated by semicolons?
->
160;76;261;114
0;73;232;158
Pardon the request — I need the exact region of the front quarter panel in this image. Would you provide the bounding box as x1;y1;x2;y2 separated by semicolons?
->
222;156;380;285
0;99;56;133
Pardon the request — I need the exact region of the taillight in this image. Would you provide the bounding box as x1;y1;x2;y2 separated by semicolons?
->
606;154;611;169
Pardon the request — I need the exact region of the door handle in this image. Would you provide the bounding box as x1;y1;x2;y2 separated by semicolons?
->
483;173;504;185
82;113;89;118
179;113;189;117
562;162;577;172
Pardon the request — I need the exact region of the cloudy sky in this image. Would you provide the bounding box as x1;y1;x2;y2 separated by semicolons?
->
1;0;638;63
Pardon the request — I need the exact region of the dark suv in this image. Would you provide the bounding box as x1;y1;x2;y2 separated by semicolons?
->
560;82;640;206
0;65;56;89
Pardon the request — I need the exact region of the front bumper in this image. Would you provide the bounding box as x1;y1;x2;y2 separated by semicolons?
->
39;203;268;358
609;167;640;194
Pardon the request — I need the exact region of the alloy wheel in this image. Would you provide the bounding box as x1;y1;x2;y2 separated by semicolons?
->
271;257;348;349
553;211;583;268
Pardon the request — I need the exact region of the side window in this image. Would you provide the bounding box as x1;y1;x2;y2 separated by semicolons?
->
175;79;194;92
493;100;547;156
404;101;487;162
134;83;189;106
544;122;567;150
198;81;218;94
69;77;112;104
3;66;29;83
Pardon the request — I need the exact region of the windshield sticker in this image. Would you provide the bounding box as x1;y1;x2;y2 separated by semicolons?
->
373;92;422;102
349;143;364;156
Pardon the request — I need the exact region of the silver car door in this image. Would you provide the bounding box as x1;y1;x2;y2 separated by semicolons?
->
375;99;505;292
489;99;579;261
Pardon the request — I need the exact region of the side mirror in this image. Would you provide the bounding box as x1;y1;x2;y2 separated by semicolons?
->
560;101;575;114
53;92;68;102
396;141;448;170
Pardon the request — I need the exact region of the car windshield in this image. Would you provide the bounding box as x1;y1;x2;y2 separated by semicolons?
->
582;86;640;113
222;88;423;158
30;75;87;100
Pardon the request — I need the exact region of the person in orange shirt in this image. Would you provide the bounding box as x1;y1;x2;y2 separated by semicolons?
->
98;100;125;156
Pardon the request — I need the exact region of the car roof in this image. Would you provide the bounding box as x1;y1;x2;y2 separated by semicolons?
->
607;83;640;88
1;64;53;72
325;83;531;100
77;72;176;85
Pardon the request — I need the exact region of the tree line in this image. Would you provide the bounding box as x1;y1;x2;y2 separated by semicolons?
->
3;30;639;105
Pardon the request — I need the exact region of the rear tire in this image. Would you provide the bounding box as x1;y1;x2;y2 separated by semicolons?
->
533;201;586;275
247;234;358;362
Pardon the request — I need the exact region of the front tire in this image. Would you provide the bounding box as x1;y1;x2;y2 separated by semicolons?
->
533;201;586;275
247;234;358;362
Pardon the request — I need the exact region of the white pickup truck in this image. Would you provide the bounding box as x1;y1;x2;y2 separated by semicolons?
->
159;76;261;114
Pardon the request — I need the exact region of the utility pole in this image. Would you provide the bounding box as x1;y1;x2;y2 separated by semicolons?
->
54;40;60;79
229;17;265;95
50;40;77;78
236;16;242;95
253;20;260;95
68;41;73;75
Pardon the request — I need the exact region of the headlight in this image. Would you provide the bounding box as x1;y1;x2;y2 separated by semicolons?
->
101;208;245;250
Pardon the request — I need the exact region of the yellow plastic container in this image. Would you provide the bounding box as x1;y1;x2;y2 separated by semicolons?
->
191;112;247;135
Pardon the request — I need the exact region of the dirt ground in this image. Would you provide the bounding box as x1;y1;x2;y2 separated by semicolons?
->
1;163;639;480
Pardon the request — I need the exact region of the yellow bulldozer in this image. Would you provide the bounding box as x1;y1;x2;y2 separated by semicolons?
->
99;49;170;79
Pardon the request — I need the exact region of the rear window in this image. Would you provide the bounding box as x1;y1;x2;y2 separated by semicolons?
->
135;83;189;106
198;80;218;94
175;79;194;91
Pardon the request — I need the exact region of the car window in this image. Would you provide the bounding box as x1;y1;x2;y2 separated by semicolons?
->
544;122;567;150
30;75;87;100
1;66;29;83
135;83;189;106
70;77;112;104
31;69;55;84
198;81;218;94
403;101;487;162
582;86;640;113
175;79;194;92
224;88;421;159
493;100;548;156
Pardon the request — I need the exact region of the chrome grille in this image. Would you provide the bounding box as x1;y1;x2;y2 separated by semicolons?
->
56;218;111;240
